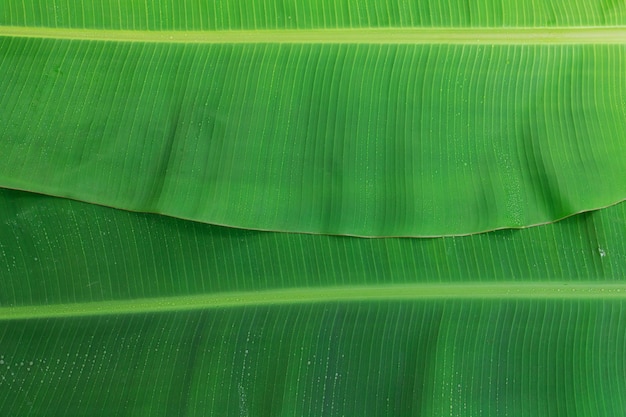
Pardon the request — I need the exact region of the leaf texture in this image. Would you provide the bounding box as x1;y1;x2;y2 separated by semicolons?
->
1;36;626;235
2;0;626;29
2;1;626;416
1;191;626;416
2;302;626;416
1;189;625;311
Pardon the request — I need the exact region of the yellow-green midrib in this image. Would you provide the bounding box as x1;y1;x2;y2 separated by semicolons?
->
3;282;626;320
2;26;626;44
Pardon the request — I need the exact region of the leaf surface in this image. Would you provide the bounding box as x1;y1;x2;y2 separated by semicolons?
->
1;190;626;416
2;302;626;416
2;0;626;29
2;3;626;236
2;189;626;311
2;1;626;416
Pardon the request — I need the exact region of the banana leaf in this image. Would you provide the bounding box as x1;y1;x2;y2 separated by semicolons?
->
2;5;626;236
1;0;626;416
1;189;626;415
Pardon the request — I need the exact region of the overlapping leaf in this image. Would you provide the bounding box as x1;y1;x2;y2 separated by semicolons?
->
2;3;626;236
2;1;626;416
1;189;626;311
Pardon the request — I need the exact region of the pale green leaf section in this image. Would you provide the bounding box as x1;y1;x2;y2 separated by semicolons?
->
1;36;626;236
1;0;626;30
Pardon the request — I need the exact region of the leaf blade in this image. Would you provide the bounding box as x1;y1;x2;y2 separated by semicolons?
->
2;189;625;311
1;38;626;236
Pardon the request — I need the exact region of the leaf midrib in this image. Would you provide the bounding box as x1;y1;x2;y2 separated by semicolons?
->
1;26;626;44
2;282;625;320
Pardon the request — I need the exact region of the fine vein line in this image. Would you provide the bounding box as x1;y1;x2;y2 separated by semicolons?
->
1;26;626;44
2;282;626;320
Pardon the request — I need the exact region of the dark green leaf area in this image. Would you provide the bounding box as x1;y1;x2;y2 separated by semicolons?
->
1;189;625;308
1;301;625;416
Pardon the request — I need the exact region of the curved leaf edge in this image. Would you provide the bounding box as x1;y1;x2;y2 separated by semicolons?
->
2;185;626;238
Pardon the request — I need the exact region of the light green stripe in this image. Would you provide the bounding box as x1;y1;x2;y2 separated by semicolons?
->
2;283;626;320
1;26;626;44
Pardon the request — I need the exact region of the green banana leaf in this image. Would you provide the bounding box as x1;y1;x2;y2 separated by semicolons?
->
2;0;626;416
1;189;626;415
2;3;626;236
